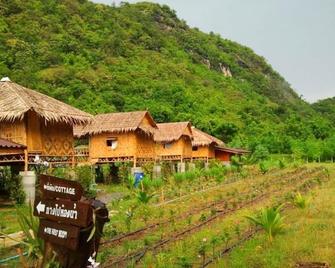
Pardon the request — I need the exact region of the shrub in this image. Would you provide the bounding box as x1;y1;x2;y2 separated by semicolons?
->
0;167;26;204
141;162;154;179
173;172;185;184
151;177;164;189
101;164;111;183
251;145;270;163
74;165;96;198
183;170;198;181
116;162;131;184
245;204;285;242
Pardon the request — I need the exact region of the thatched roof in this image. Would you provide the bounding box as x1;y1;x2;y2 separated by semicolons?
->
154;122;193;143
0;138;26;149
0;80;92;125
74;111;157;137
215;146;250;154
192;127;225;147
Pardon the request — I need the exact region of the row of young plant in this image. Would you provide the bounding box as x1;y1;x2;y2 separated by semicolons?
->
101;166;306;246
99;166;322;265
136;168;329;267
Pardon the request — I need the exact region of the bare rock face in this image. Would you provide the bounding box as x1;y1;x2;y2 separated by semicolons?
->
219;63;232;77
202;59;211;69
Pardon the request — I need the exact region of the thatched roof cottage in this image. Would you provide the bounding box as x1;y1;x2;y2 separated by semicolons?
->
191;127;225;162
0;78;92;170
74;111;157;165
154;122;193;162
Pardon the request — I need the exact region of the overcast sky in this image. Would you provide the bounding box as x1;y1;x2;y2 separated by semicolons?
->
93;0;335;103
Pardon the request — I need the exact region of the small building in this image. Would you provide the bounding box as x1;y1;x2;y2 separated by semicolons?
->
191;127;225;162
0;78;92;170
74;111;157;165
154;122;193;162
215;146;250;164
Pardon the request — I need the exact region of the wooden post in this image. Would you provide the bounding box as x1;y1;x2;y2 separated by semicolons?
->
24;149;28;171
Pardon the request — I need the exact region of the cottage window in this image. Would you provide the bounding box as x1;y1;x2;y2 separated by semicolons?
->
164;143;172;149
106;138;118;149
192;146;198;151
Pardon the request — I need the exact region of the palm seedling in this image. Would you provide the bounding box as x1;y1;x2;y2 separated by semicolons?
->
292;192;308;209
210;236;220;258
136;191;155;205
245;204;285;242
259;162;269;174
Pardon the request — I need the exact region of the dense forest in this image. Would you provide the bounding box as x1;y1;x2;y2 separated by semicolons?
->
312;97;335;126
0;0;334;159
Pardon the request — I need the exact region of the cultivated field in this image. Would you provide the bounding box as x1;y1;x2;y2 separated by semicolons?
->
96;164;333;267
0;163;334;267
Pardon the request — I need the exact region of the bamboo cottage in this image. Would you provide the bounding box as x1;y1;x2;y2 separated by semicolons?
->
74;111;158;165
154;122;193;162
0;78;92;170
191;127;225;162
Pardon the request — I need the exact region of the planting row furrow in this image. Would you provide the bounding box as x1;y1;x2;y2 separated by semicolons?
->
100;167;314;248
102;168;328;267
201;172;330;267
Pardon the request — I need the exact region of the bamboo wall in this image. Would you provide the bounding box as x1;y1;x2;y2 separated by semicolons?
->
41;121;74;156
136;131;155;159
156;136;192;159
0;120;26;145
0;112;74;157
192;144;215;159
89;132;137;159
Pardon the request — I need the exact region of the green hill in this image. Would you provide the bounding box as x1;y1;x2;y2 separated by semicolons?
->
0;0;333;154
312;97;335;126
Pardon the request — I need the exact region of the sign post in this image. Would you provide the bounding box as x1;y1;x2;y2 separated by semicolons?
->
34;174;109;267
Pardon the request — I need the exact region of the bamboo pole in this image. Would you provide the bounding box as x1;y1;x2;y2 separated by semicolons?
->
24;149;28;171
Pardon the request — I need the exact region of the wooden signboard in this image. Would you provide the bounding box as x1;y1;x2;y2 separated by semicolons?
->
34;198;93;228
39;174;84;201
34;175;108;267
38;220;80;250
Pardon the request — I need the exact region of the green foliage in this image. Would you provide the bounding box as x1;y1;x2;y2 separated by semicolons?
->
74;165;96;198
292;192;308;209
3;204;59;267
0;167;26;204
312;97;335;127
278;159;286;169
126;175;136;190
259;161;269;174
204;164;226;182
151;177;164;189
124;207;135;232
136;191;154;204
101;164;111;183
251;145;270;163
0;0;333;155
245;204;285;242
